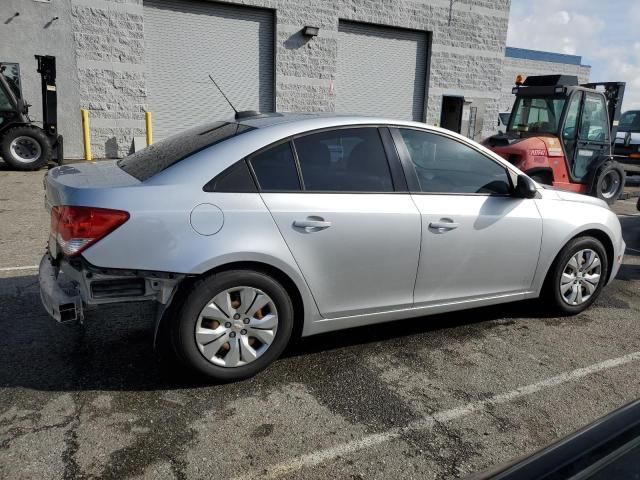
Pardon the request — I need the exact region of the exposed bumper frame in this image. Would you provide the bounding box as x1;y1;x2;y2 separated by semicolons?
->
38;254;183;323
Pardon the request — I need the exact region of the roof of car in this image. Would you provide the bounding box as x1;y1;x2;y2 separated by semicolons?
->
235;111;419;129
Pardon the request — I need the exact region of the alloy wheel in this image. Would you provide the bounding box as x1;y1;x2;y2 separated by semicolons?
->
194;286;278;367
559;249;602;306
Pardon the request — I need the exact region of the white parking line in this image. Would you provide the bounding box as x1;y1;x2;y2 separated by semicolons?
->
0;265;38;272
236;351;640;480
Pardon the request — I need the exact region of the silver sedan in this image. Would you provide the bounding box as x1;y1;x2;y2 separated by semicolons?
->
39;113;626;381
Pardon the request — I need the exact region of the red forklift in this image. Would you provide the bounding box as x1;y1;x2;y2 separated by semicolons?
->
0;55;63;170
484;75;626;204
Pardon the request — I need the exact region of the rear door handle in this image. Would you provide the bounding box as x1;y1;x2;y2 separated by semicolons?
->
429;221;460;231
293;218;332;230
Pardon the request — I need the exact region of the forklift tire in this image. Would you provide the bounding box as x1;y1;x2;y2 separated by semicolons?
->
0;126;52;171
593;162;625;205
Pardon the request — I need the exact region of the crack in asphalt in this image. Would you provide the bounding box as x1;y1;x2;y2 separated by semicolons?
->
62;395;82;480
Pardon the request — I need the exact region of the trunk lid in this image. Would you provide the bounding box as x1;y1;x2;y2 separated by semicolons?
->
45;161;139;208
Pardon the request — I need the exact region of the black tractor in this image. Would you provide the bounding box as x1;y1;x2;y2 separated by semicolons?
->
0;55;63;170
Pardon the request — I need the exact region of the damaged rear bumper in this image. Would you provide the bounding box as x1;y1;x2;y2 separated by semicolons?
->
38;254;183;323
39;255;84;323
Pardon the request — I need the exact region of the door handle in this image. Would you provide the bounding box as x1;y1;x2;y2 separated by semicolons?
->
293;218;332;230
429;221;460;231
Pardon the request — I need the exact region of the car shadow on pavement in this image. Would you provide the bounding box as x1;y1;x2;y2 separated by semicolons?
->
0;273;566;393
616;263;640;281
286;299;554;358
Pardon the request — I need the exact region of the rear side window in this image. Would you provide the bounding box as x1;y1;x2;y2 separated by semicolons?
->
249;142;301;191
294;128;394;192
118;122;254;181
204;160;256;193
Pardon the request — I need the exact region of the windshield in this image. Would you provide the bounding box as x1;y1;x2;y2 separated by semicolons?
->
118;122;254;181
618;111;640;132
508;96;567;135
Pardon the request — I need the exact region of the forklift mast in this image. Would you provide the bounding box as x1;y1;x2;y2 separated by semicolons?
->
581;82;626;142
35;55;58;138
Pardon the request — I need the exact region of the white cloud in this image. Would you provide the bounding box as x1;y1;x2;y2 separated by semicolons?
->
507;0;640;111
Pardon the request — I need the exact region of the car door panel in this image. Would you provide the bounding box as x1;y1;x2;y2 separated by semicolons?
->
411;194;543;304
261;193;421;318
391;126;543;305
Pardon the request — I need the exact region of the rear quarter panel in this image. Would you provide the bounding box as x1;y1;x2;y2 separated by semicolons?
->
77;185;321;326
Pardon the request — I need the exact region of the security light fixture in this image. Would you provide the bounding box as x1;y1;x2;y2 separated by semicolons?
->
303;26;319;37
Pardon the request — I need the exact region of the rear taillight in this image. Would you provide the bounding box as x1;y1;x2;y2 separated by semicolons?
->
51;206;129;256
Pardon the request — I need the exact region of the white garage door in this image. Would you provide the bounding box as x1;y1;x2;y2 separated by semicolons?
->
144;0;274;139
336;21;428;121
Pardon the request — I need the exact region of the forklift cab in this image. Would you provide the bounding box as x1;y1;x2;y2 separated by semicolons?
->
505;76;622;185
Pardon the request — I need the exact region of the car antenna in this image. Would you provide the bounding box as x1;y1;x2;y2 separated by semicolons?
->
208;74;239;117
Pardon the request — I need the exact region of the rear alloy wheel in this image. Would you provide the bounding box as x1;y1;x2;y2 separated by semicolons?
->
546;236;608;315
0;126;51;170
595;162;625;204
172;270;294;381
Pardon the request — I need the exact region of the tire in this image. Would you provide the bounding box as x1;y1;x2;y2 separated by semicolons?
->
594;162;625;204
171;270;294;382
544;236;609;315
0;126;52;170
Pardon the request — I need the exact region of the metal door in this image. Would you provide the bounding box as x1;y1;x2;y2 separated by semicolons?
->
144;0;274;139
336;21;428;121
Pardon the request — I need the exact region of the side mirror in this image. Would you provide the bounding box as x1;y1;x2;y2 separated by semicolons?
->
514;174;537;199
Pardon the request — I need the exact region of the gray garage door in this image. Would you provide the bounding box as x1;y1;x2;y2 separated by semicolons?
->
144;0;274;140
336;21;428;121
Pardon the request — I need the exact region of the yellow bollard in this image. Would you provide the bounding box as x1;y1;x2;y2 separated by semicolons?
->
145;111;153;146
81;109;92;161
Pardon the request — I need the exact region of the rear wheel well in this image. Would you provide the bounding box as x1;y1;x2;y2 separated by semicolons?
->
544;229;615;290
177;261;305;340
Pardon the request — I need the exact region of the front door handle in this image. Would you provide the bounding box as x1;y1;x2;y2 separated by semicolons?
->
293;217;332;230
429;221;460;231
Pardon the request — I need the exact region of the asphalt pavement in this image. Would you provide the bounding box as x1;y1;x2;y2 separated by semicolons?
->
0;166;639;479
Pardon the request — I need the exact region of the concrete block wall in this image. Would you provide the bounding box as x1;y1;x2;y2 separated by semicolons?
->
3;0;512;158
71;0;146;158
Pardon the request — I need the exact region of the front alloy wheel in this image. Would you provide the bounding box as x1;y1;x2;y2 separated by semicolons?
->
559;249;601;306
546;236;608;315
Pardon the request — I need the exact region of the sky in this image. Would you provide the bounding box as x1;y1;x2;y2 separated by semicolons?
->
507;0;640;111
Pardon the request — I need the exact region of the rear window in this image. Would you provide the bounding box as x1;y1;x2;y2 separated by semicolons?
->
118;122;254;181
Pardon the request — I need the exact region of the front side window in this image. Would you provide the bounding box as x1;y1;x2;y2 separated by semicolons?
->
579;93;610;142
508;97;566;134
398;129;511;195
249;142;300;191
294;128;394;192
